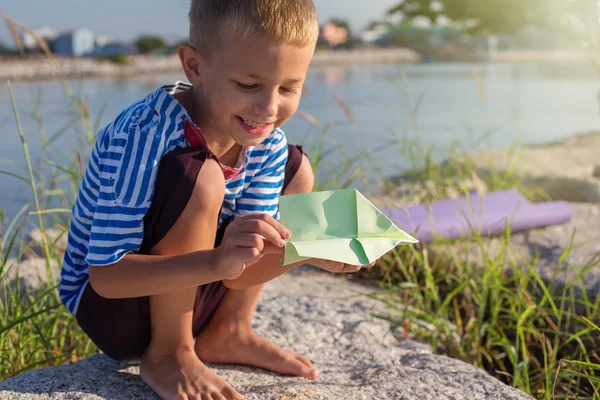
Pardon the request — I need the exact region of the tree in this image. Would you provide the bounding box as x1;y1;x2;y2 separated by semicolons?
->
388;0;444;25
388;0;588;35
134;35;167;54
329;18;352;35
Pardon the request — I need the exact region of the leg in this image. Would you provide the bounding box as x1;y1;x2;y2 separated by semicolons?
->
140;157;242;400
195;152;317;380
195;284;318;380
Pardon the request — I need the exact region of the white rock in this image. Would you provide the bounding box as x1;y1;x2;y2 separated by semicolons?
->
469;132;600;203
0;268;532;400
1;257;60;297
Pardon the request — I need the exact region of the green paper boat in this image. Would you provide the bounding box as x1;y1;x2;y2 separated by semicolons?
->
279;188;418;266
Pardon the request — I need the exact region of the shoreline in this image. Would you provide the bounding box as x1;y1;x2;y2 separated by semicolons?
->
0;48;422;83
384;130;600;204
1;48;594;83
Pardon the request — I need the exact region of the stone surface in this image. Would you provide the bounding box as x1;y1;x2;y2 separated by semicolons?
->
1;228;65;297
429;202;600;294
1;257;60;297
470;132;600;202
0;268;532;400
24;229;68;259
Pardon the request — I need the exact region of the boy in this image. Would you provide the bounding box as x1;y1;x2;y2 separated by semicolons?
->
60;1;376;399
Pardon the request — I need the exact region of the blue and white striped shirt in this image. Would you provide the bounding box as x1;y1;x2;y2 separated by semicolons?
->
60;82;287;315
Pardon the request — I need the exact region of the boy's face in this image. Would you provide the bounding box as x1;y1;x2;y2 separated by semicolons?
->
188;35;314;147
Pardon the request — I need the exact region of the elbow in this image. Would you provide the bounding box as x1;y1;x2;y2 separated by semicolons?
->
88;265;114;299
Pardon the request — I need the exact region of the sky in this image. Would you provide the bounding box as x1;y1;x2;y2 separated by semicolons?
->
0;0;399;46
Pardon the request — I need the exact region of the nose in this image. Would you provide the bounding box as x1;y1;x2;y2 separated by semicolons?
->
253;89;278;118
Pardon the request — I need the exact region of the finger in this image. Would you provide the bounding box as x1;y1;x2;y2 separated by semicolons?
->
234;233;265;253
262;241;285;255
239;213;291;239
342;264;362;273
325;260;345;273
235;247;261;263
239;219;286;248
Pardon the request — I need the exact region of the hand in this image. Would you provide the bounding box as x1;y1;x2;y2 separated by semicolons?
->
214;214;291;280
308;258;377;274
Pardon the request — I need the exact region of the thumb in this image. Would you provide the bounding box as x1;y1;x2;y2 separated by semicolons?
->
262;242;286;255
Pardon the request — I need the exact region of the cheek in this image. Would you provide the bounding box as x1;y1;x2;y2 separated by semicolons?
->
279;97;301;120
210;92;242;119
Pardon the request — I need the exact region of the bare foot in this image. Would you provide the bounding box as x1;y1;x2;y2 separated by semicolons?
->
140;346;244;400
195;324;319;380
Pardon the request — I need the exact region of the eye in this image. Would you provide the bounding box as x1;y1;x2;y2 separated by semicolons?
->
280;87;297;94
236;82;258;90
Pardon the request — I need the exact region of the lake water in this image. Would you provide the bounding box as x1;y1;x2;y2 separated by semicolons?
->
1;61;600;222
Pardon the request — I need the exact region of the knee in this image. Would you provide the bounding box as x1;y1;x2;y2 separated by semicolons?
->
191;158;225;216
283;154;314;195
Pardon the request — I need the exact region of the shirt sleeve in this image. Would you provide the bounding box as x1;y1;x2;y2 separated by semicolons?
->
236;130;288;221
84;104;161;266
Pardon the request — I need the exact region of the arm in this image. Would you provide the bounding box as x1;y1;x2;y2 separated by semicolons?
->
223;154;314;289
222;154;375;289
88;250;221;299
89;210;294;298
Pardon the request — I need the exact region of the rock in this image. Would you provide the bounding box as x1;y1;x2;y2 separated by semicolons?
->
521;175;600;203
429;203;600;294
1;257;60;297
24;229;68;259
0;268;532;400
469;132;600;203
1;228;66;297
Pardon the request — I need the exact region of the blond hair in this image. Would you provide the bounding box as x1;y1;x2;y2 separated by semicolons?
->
189;0;319;59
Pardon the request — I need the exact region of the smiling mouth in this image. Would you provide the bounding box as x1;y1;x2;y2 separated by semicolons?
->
240;118;274;128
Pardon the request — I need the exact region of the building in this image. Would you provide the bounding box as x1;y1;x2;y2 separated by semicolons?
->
21;26;57;50
53;28;95;56
91;42;130;57
95;35;115;48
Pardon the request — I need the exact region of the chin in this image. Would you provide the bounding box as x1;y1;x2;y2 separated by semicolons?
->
244;135;270;146
233;131;273;147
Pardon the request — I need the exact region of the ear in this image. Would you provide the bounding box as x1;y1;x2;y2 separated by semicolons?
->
177;44;203;86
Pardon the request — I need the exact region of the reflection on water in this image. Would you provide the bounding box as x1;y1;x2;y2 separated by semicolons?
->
1;61;599;220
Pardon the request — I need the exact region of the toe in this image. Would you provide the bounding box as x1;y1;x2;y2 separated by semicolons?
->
210;392;227;400
290;353;318;379
282;354;318;380
305;367;319;380
221;385;244;400
293;353;315;369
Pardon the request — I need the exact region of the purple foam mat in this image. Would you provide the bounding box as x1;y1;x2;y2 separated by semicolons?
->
382;189;573;243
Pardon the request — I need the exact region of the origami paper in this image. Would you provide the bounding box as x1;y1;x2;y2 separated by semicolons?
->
279;188;418;266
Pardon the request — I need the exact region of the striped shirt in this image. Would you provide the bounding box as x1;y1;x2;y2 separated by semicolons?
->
60;82;287;315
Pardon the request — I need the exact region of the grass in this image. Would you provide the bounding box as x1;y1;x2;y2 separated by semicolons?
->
362;236;600;399
1;13;599;400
